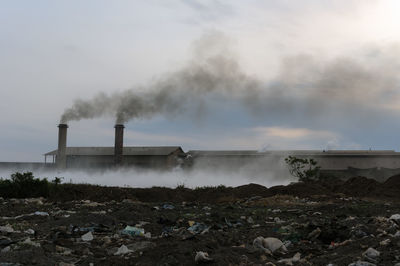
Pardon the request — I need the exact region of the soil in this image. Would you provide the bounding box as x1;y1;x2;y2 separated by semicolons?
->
1;175;400;265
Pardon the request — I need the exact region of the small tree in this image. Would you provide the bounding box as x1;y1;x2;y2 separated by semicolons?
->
285;156;320;182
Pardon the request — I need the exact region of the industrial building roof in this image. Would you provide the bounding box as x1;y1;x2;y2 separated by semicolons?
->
188;150;259;156
45;146;183;156
188;150;400;157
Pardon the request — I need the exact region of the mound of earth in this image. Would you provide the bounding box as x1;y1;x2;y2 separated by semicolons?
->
338;176;382;197
383;174;400;188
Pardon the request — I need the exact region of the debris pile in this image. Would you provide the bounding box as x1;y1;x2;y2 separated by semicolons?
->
1;175;400;265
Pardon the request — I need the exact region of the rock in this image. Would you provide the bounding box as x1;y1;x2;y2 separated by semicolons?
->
253;236;288;254
34;211;49;216
253;236;272;254
362;247;379;262
25;198;43;205
278;252;301;265
21;237;41;247
390;214;400;224
81;232;94;241
1;246;11;253
59;262;75;266
0;224;14;233
114;244;132;255
127;241;155;253
348;261;377;266
56;245;72;255
262;237;287;253
194;251;213;263
101;236;111;245
24;229;35;235
379;239;390;246
308;228;321;240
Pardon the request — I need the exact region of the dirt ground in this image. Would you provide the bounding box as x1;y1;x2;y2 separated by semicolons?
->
1;175;400;265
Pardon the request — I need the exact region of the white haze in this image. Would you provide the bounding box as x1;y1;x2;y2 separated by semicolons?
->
0;167;295;188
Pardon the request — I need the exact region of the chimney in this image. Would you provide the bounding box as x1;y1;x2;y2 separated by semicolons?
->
57;124;68;169
114;124;124;165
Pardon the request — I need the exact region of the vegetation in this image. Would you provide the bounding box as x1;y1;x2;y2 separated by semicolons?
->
0;172;63;198
285;156;321;182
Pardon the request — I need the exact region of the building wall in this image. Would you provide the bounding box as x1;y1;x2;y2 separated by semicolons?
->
0;162;55;171
65;155;177;169
299;155;400;170
191;154;400;171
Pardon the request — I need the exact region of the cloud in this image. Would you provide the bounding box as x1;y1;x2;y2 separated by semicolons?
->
254;127;336;139
179;0;235;23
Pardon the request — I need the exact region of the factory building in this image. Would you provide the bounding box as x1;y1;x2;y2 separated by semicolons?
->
45;146;185;169
45;124;185;169
38;124;400;181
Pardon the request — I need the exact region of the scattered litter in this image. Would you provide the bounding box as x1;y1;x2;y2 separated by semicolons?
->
188;223;209;234
162;204;175;210
33;211;49;216
1;176;400;264
195;251;213;263
253;236;287;254
121;225;144;236
188;221;195;226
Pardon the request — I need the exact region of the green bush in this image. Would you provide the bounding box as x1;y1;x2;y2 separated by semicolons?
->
285;156;321;182
0;172;59;198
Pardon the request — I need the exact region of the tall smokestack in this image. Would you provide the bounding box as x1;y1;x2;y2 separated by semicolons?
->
57;124;68;169
114;124;124;166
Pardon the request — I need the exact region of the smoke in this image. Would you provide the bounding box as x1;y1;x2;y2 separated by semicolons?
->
61;31;400;125
0;165;295;188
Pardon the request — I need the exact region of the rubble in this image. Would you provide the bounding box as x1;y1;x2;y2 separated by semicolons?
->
0;176;400;265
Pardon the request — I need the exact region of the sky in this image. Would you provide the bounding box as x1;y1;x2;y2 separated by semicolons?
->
1;0;400;162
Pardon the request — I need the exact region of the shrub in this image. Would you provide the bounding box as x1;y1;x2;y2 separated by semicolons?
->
285;156;321;182
0;172;50;198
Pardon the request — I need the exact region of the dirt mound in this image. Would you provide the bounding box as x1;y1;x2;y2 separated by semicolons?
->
383;174;400;188
266;182;333;198
232;183;269;198
375;174;400;199
338;176;382;197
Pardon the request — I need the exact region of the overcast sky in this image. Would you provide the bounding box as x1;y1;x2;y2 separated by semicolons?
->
1;0;400;162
